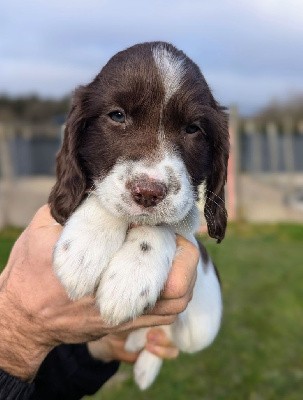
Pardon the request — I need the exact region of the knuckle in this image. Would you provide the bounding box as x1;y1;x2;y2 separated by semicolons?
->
179;297;189;313
176;236;199;265
174;285;188;299
164;315;177;325
171;298;189;315
163;280;186;300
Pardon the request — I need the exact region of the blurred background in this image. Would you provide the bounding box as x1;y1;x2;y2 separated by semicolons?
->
0;1;302;399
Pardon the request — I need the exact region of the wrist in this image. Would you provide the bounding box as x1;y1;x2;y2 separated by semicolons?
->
0;292;52;381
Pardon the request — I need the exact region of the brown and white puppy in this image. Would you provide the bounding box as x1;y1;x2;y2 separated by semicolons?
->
49;41;229;389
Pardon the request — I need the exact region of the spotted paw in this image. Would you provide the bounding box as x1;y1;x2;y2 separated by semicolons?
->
97;225;176;325
53;196;128;300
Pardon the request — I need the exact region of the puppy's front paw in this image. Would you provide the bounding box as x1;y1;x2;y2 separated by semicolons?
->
97;226;176;325
53;196;128;300
54;228;103;300
97;251;163;325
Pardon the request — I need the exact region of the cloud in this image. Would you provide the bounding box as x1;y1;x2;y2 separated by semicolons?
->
1;0;302;114
0;59;94;96
206;70;303;113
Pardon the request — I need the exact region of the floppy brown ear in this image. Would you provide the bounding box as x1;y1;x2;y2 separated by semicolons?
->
204;107;229;243
49;102;87;225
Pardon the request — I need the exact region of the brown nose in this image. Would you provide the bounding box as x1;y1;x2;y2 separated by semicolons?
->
128;177;168;208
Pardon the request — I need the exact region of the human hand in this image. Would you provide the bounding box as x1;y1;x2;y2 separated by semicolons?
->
0;205;198;380
87;327;179;364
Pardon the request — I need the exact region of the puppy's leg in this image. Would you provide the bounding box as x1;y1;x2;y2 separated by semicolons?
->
125;328;149;353
125;326;172;390
53;195;128;300
125;327;161;390
96;225;176;325
171;236;222;352
134;350;163;390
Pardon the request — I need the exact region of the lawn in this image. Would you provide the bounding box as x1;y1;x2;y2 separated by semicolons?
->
1;223;302;399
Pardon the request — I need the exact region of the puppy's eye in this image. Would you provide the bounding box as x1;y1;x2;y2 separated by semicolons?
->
185;124;200;134
108;111;126;123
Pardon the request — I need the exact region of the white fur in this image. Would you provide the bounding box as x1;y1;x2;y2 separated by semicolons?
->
94;151;194;226
97;226;176;325
53;195;128;299
124;236;222;390
126;325;172;389
152;43;185;104
54;198;176;325
125;327;150;352
134;350;163;390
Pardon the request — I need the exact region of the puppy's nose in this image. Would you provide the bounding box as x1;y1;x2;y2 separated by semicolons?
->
128;177;167;208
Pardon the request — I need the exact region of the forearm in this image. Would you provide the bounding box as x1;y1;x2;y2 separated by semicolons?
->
0;293;51;381
0;292;119;399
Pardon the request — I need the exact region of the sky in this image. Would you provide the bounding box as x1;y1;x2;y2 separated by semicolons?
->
1;0;303;115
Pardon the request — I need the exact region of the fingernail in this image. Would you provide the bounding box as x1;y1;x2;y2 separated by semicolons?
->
147;335;157;343
147;332;161;342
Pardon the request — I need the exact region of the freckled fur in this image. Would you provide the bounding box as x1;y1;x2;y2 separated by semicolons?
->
62;241;70;251
140;242;152;252
140;288;150;297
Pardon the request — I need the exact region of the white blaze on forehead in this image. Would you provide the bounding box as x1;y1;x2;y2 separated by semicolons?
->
152;44;185;104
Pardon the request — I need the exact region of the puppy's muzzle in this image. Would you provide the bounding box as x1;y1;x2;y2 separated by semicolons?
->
127;175;168;208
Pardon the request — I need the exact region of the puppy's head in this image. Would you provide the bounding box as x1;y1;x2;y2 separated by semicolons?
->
49;42;229;242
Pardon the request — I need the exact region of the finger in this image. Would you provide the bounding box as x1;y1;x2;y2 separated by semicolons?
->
146;328;171;346
117;349;140;364
31;205;58;228
145;343;179;359
106;338;140;363
187;267;197;298
147;295;192;316
111;314;178;334
110;332;129;340
161;235;199;300
57;308;177;341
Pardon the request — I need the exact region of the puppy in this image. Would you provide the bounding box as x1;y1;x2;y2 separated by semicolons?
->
49;41;229;389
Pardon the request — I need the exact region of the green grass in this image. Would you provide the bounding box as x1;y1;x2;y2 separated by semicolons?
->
0;227;22;269
1;223;303;399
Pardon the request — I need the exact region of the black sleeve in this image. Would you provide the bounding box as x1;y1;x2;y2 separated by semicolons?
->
0;369;34;400
0;344;119;400
31;344;119;400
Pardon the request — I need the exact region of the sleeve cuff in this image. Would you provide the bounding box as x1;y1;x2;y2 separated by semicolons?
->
33;343;119;399
0;368;34;400
70;343;120;394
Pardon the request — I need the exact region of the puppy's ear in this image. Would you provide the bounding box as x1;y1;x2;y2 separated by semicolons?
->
49;99;87;225
204;106;229;243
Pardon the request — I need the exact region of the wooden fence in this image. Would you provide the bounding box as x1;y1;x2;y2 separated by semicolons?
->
0;115;303;227
0;123;62;179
